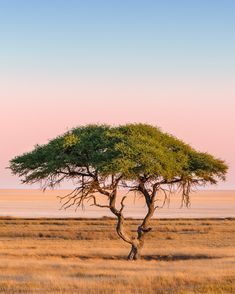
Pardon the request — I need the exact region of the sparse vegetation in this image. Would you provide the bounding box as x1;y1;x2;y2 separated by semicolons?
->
0;218;234;293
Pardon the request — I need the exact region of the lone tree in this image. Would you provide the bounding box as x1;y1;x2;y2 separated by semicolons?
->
9;124;228;260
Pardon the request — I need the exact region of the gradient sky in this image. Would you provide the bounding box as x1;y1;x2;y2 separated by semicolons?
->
0;0;235;189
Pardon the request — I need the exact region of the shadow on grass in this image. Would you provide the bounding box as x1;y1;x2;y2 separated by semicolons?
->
78;253;224;261
141;254;222;261
0;251;224;261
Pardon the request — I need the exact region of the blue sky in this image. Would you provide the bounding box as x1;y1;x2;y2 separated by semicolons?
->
0;0;235;77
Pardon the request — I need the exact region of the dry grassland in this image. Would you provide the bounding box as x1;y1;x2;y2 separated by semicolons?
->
0;218;234;293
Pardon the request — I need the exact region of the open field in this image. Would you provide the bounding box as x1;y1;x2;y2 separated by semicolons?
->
0;218;234;293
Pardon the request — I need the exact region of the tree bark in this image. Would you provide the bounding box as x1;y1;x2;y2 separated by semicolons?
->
127;242;144;260
109;180;157;260
128;244;139;260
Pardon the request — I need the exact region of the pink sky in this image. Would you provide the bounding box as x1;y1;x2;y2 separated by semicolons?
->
1;74;234;189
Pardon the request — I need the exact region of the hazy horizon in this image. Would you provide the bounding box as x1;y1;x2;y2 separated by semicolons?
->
0;189;234;219
0;188;235;191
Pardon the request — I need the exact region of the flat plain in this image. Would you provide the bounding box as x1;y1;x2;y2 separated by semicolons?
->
0;218;234;293
0;189;235;218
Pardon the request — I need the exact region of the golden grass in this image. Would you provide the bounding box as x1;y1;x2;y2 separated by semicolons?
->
0;218;234;293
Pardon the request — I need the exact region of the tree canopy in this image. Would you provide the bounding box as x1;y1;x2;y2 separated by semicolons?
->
10;123;227;197
9;123;228;259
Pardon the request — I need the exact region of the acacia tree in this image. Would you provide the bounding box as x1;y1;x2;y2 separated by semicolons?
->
9;124;228;260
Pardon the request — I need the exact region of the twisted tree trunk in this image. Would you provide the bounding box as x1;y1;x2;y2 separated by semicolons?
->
109;181;156;260
127;240;144;260
127;182;156;260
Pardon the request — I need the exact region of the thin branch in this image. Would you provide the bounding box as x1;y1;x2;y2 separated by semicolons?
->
88;195;111;209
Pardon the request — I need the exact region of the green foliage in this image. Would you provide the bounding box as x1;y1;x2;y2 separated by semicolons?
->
9;123;228;188
111;124;190;180
63;133;80;149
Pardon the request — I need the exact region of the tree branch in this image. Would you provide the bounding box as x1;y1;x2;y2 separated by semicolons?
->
88;195;111;209
120;195;127;213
